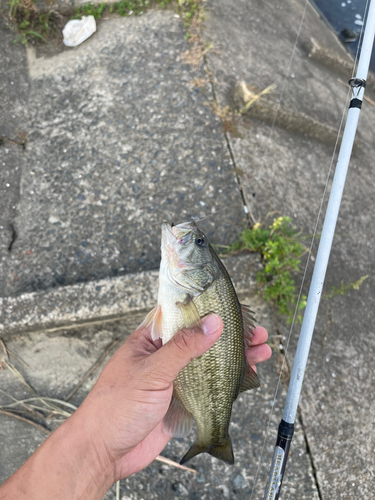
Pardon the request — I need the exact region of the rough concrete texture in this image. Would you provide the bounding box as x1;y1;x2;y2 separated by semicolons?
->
2;11;245;298
0;254;260;338
0;286;319;499
0;19;29;298
206;0;375;497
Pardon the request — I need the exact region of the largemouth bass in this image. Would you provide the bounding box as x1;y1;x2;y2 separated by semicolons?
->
143;220;260;464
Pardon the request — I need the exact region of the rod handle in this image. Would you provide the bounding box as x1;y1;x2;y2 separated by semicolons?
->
263;420;294;500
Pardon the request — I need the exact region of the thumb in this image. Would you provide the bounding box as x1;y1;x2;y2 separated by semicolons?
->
152;314;223;383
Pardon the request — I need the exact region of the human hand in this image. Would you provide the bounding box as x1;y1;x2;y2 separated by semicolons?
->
78;314;271;482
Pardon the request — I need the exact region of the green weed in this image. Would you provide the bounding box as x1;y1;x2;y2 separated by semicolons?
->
176;0;205;35
110;0;150;16
13;30;46;44
155;0;174;8
38;12;51;33
73;2;107;19
18;18;30;29
8;0;21;18
326;275;368;299
229;216;307;322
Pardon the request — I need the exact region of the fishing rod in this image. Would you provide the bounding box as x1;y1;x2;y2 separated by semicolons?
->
264;1;375;498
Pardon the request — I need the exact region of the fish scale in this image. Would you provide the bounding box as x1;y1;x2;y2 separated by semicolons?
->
180;275;244;434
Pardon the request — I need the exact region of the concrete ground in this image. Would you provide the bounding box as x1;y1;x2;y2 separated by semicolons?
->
1;0;375;498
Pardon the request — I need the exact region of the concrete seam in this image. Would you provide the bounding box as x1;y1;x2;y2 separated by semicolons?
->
276;347;323;498
203;55;253;229
297;408;324;500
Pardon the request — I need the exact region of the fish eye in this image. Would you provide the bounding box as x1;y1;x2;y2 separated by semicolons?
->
195;237;205;247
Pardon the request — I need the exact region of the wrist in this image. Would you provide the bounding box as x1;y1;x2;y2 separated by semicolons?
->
68;404;117;492
0;403;116;500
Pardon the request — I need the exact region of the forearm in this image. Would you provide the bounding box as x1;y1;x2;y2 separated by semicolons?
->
0;408;115;500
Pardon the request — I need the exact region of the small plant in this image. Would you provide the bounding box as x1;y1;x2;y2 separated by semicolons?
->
9;0;22;18
8;0;36;18
73;2;107;19
13;30;46;44
110;0;150;16
229;216;307;322
326;275;368;299
18;18;30;29
178;0;205;37
38;12;51;34
155;0;173;8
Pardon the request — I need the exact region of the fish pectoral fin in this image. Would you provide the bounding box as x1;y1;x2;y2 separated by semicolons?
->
163;394;193;438
239;363;260;393
241;304;256;349
176;294;202;329
140;305;163;341
180;438;234;465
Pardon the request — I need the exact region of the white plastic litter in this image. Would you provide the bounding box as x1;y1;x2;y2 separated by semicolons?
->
63;15;96;47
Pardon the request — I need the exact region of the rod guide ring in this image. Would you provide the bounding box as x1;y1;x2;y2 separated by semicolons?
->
348;78;366;88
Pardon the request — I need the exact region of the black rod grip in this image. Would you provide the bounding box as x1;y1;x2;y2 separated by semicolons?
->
263;420;295;500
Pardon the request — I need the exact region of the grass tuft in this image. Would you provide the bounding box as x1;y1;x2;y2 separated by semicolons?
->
72;2;107;19
228;216;307;323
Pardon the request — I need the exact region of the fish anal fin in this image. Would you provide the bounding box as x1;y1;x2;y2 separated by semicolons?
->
141;305;163;341
241;304;256;349
180;437;234;465
176;294;202;329
163;394;193;438
240;363;260;393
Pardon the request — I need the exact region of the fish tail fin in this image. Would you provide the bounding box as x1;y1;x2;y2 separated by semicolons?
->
207;438;234;464
180;437;234;465
180;441;207;465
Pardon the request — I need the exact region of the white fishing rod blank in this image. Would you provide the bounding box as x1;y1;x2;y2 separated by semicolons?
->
264;1;375;498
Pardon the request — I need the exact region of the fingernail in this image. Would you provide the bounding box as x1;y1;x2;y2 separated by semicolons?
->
201;314;222;336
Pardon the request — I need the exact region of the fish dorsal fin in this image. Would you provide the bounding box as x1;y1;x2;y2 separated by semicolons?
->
176;294;202;329
141;305;163;341
241;304;256;349
163;393;193;438
239;363;260;393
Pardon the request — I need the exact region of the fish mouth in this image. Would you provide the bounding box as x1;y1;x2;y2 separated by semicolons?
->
161;220;196;246
161;223;176;248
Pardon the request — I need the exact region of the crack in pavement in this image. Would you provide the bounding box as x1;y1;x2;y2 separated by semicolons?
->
204;55;254;229
298;409;324;500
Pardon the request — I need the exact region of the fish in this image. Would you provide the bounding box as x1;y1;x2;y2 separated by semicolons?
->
143;220;260;464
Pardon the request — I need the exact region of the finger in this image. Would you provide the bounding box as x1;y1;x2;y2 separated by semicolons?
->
251;326;268;346
150;314;223;384
124;326;162;359
246;343;272;367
